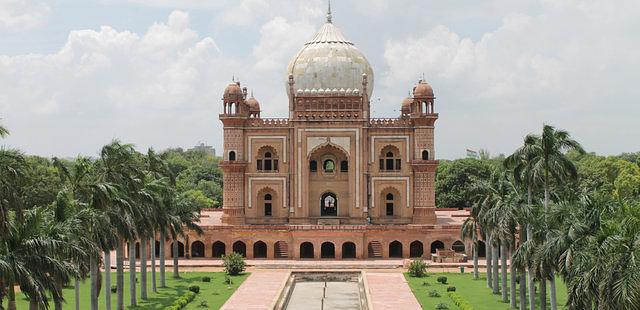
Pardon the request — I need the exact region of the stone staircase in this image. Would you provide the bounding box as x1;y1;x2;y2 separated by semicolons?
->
275;241;289;259
368;241;382;258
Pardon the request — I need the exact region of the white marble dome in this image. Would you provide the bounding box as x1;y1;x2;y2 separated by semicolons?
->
286;11;374;99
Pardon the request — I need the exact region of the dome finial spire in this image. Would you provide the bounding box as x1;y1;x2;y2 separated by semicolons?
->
326;0;332;23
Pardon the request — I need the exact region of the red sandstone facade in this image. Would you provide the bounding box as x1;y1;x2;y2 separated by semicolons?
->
167;7;472;261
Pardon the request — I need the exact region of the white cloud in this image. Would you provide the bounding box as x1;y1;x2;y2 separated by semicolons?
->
380;0;640;158
0;0;50;31
0;10;236;156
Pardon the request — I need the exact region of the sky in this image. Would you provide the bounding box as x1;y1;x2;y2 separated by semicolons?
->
0;0;639;160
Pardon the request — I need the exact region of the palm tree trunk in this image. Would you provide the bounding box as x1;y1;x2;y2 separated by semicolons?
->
116;242;124;310
519;270;527;310
501;243;508;302
7;282;16;310
487;237;493;289
540;278;547;310
29;300;38;310
510;254;517;308
129;241;137;306
172;238;179;278
140;238;148;300
543;183;557;310
549;274;557;310
75;279;80;310
473;241;479;280
492;240;500;294
105;251;112;310
160;231;166;287
90;255;99;310
151;237;157;293
527;186;536;310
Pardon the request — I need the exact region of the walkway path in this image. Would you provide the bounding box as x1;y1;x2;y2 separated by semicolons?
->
366;272;421;310
221;271;289;310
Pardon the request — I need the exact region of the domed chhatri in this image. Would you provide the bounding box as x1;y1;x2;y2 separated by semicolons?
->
413;79;434;98
223;82;243;101
286;3;374;99
246;96;260;112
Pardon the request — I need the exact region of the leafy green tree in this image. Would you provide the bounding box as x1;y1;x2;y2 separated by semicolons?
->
436;159;493;209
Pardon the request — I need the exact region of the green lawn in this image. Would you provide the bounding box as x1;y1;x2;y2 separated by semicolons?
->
405;272;567;310
14;272;249;310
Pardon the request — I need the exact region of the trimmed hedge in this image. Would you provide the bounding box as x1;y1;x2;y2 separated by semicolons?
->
164;291;197;310
448;292;473;310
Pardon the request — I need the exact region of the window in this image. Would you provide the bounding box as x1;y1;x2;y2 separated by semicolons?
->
310;160;317;172
386;193;394;216
323;159;335;173
264;194;272;216
256;149;278;172
380;149;401;171
422;150;429;160
340;160;348;172
228;151;236;161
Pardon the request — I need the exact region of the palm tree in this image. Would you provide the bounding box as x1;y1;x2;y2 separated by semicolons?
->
95;141;145;309
524;125;584;309
461;209;480;280
53;157;121;310
506;138;540;310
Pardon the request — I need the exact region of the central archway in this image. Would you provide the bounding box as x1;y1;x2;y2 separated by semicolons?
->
191;241;205;258
342;242;356;259
232;241;246;257
300;242;314;259
321;242;335;258
212;241;225;258
389;241;403;258
320;192;338;216
410;241;424;258
253;241;267;258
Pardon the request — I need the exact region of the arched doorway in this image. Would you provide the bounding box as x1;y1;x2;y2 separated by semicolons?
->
452;240;465;253
410;241;424;258
212;241;225;258
300;242;314;259
342;242;356;259
253;241;267;258
170;241;185;258
135;242;140;259
191;241;205;258
389;241;403;258
321;242;335;258
155;240;161;257
320;192;337;216
430;240;444;254
232;241;246;257
477;240;486;258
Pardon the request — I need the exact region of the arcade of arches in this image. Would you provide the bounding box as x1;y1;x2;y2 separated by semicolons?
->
125;236;473;260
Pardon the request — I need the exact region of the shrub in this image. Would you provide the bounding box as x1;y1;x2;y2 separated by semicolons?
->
110;285;117;293
223;252;246;275
189;285;200;294
224;274;233;285
435;303;449;310
428;290;441;297
408;258;428;277
198;300;209;308
446;286;456;292
165;291;197;310
437;276;448;284
202;276;211;282
448;292;473;310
